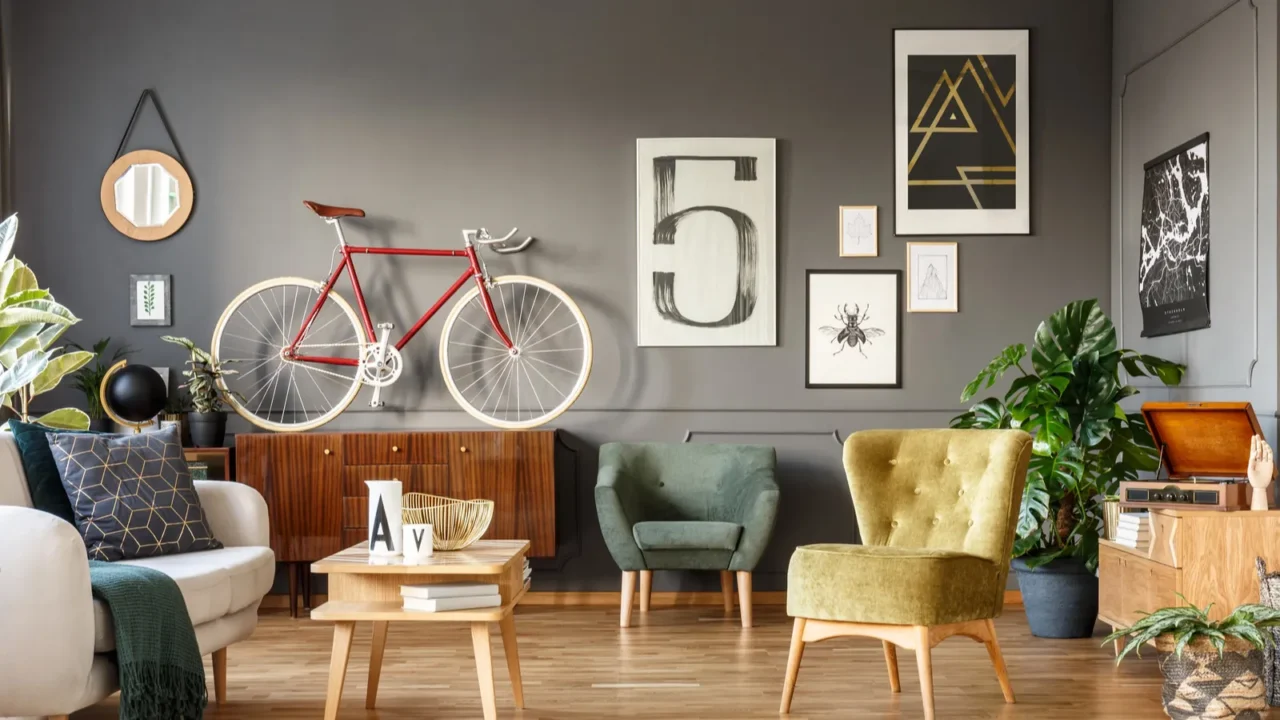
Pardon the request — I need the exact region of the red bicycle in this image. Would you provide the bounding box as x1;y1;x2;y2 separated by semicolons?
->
210;201;593;431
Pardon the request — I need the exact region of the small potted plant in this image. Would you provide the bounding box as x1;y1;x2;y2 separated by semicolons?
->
70;338;134;432
1106;599;1280;719
162;336;238;447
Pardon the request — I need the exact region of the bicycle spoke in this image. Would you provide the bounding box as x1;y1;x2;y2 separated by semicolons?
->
457;314;507;349
526;354;580;376
522;354;568;403
519;359;545;418
523;321;581;351
459;353;513;396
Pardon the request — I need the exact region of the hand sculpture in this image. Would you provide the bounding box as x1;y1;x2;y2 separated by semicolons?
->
1248;434;1275;511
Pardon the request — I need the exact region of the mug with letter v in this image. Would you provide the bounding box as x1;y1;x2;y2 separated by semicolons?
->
403;523;434;563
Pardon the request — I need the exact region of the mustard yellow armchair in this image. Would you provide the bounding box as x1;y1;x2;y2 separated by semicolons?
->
780;429;1031;720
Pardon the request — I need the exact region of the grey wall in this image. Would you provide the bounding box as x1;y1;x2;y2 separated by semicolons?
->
8;0;1114;591
1110;0;1280;438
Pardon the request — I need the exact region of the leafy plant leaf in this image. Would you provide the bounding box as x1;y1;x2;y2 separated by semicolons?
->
34;407;89;431
0;214;18;265
0;350;49;395
31;350;94;395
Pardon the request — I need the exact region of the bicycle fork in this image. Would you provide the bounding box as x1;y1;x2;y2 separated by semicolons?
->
369;322;394;408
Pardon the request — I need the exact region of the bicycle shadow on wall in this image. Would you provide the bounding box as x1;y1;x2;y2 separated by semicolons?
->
344;215;434;412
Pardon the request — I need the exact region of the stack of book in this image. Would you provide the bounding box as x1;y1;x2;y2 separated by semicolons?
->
1115;512;1151;549
401;582;501;613
523;557;531;586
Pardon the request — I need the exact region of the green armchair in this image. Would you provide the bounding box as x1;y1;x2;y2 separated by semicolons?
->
595;442;779;628
780;429;1031;720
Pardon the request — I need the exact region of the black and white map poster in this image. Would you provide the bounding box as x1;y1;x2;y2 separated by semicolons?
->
1139;133;1210;337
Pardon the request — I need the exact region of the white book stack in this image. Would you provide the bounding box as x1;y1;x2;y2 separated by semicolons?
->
401;582;501;613
523;558;531;585
1114;512;1151;549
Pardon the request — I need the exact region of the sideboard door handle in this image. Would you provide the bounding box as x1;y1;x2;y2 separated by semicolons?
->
459;446;468;453
392;445;400;453
323;448;332;456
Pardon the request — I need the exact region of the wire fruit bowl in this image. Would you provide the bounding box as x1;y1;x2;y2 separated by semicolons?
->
401;493;494;551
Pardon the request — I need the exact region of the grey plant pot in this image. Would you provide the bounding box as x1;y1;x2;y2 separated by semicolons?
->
188;411;227;448
1012;556;1099;639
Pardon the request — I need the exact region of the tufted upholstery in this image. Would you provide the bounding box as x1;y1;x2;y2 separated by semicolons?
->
596;442;778;572
787;429;1031;625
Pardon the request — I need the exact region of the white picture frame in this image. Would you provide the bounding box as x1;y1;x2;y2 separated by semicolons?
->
636;138;777;346
907;242;959;313
806;270;902;388
894;29;1031;236
839;206;878;257
130;274;172;326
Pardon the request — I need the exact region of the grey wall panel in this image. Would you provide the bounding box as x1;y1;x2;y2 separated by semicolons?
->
8;0;1113;590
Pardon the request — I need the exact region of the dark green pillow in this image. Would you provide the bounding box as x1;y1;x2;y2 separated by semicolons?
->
8;418;99;523
48;426;221;561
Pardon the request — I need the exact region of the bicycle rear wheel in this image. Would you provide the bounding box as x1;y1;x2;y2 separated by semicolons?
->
211;277;367;432
439;275;592;429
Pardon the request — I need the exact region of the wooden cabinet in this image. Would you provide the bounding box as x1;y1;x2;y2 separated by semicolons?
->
237;430;559;564
1099;508;1280;634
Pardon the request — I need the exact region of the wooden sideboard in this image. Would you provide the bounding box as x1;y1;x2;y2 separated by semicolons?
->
1099;508;1280;644
237;430;559;616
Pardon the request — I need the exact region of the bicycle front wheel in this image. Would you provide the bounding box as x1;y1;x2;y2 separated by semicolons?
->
211;276;368;432
439;275;592;429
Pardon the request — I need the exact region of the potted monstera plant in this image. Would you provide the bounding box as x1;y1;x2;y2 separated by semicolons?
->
0;214;93;430
1106;600;1280;719
952;299;1184;638
162;336;238;447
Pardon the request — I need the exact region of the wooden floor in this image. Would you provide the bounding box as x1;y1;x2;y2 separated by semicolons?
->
72;605;1191;719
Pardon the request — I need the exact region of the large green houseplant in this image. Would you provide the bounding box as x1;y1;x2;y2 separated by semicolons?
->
0;214;93;430
952;299;1183;638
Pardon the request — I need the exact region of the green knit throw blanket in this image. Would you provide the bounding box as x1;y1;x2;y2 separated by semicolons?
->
88;560;207;720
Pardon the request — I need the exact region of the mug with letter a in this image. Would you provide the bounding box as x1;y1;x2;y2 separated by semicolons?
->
366;479;403;557
403;523;434;563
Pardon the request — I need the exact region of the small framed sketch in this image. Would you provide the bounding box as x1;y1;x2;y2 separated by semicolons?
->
839;205;878;257
130;274;172;326
907;242;958;313
806;270;902;388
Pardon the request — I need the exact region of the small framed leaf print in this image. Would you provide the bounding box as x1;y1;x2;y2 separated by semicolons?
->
839;205;878;257
130;274;171;326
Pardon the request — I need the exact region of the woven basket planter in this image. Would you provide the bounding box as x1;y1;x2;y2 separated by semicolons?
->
1155;634;1266;720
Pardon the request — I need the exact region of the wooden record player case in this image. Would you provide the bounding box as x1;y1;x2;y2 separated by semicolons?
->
1100;402;1280;637
237;429;559;616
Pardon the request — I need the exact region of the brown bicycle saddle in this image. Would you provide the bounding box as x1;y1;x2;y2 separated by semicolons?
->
303;200;366;219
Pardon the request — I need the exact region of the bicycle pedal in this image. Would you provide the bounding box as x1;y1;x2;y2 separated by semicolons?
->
368;400;386;409
376;322;395;330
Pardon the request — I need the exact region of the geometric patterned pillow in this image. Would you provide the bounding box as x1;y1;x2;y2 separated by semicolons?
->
47;426;222;561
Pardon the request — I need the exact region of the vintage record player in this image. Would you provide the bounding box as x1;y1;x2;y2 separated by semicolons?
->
1117;402;1265;511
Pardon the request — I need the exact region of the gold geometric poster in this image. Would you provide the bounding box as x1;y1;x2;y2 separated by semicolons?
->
894;30;1030;236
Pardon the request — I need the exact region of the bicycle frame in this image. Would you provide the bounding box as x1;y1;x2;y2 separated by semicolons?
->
286;220;514;367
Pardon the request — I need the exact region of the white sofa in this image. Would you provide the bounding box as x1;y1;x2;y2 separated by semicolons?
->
0;434;274;719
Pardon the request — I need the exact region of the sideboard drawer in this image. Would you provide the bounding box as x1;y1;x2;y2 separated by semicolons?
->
343;465;419;496
344;433;447;465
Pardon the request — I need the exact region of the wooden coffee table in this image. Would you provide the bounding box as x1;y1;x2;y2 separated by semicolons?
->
310;540;530;720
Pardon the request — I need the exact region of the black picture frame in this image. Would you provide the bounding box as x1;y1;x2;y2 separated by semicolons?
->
805;269;903;389
1139;132;1211;338
892;28;1033;237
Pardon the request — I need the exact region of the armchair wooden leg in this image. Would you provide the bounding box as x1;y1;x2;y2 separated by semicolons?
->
639;570;652;613
882;641;900;693
736;571;753;628
779;617;806;713
212;647;227;703
287;562;299;618
719;570;734;613
915;625;935;720
983;618;1016;703
620;571;637;628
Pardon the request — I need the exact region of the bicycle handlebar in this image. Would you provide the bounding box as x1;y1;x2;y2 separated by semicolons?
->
465;227;536;254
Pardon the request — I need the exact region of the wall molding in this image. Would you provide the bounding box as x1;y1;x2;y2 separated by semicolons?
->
1115;0;1259;389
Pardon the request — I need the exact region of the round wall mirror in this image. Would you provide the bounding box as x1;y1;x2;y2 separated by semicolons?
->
100;149;193;241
